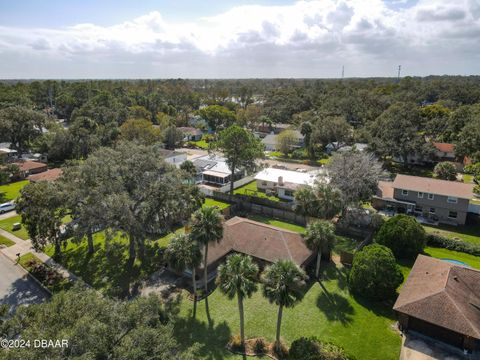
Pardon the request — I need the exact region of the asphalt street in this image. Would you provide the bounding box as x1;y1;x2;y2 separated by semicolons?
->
0;253;48;312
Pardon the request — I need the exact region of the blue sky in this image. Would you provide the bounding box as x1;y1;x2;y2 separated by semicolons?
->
0;0;479;78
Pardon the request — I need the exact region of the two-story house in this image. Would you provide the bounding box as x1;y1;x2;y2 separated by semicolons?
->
373;174;475;226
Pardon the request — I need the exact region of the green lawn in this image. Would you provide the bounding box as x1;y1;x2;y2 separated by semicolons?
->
423;223;480;245
385;162;434;178
189;139;211;150
44;226;185;297
204;198;230;210
0;215;29;240
234;181;283;202
246;214;306;234
0;234;15;247
0;180;29;202
316;157;332;166
175;262;401;360
424;246;480;269
463;174;474;183
334;236;360;254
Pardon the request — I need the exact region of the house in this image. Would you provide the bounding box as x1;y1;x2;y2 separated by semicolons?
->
372;174;475;225
178;127;203;141
254;168;326;201
192;154;244;186
394;255;480;352
158;149;187;167
432;142;456;161
194;217;315;283
28;168;62;182
0;147;17;161
262;131;304;152
14;161;48;179
257;123;291;134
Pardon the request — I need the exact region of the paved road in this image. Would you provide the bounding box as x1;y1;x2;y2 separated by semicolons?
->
0;254;48;312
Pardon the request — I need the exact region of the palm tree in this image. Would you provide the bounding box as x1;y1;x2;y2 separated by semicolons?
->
190;206;224;297
216;254;259;346
313;181;343;219
262;260;307;351
165;233;202;316
304;220;336;279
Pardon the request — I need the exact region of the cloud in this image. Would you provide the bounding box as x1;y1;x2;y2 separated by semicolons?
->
0;0;479;78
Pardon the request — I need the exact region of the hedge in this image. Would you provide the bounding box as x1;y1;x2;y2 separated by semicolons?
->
426;233;480;256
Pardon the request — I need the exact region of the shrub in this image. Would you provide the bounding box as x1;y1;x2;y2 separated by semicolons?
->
289;337;353;360
272;341;289;359
254;338;267;354
434;161;457;181
427;233;480;256
229;335;244;351
349;244;403;301
474;184;480;196
375;214;426;259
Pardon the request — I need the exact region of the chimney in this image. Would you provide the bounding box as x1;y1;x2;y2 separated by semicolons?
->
278;176;284;186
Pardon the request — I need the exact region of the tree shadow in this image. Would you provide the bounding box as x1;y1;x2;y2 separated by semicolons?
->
173;316;232;360
321;262;350;291
351;293;397;321
0;274;49;313
316;281;354;325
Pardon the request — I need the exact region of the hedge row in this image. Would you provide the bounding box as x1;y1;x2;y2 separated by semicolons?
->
427;233;480;256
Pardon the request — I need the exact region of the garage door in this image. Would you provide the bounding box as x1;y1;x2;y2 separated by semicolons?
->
409;317;464;349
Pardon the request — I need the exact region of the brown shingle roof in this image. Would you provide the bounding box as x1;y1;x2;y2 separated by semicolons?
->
14;161;47;172
392;174;474;199
203;217;312;268
28;168;62;182
433;142;455;154
394;255;480;339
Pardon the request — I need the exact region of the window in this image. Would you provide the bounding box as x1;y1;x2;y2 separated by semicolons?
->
401;189;408;196
447;196;458;204
414;206;422;213
448;211;458;219
284;190;294;197
429;208;436;214
427;193;434;200
261;181;267;186
417;192;424;198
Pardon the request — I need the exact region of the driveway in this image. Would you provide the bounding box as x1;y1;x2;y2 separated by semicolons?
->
400;332;474;360
0;254;49;312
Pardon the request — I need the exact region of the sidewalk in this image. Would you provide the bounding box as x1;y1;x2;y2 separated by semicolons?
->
0;227;78;283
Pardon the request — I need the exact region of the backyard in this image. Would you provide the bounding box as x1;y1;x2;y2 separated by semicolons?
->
0;180;29;202
233;181;284;202
423;223;480;245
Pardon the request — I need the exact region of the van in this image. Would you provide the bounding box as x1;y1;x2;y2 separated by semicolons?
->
0;202;15;214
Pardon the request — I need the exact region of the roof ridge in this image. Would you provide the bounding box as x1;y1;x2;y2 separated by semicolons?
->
278;230;294;261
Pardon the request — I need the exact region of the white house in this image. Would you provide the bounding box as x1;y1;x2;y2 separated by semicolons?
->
262;130;305;152
192;154;244;186
254;168;327;201
159;149;187;167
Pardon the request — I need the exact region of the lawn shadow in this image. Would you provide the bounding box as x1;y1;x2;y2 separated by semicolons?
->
351;293;397;321
321;262;350;291
173;315;232;360
316;281;354;325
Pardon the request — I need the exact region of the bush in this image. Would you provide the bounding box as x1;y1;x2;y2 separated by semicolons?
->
289;337;353;360
349;244;403;301
427;233;480;256
474;184;480;196
434;161;457;181
375;214;426;259
229;335;244;352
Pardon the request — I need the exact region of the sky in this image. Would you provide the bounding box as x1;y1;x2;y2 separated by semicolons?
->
0;0;479;79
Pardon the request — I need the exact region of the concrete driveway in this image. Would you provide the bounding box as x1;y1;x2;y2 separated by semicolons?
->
400;333;474;360
0;254;49;312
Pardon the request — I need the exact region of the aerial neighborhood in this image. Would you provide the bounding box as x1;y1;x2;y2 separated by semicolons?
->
1;76;479;360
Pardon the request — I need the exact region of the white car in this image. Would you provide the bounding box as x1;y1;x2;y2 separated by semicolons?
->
0;202;15;214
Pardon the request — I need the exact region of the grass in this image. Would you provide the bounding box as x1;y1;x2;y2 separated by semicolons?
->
385;162;435;178
424;246;480;269
18;252;72;293
0;180;29;202
44;226;185;297
204;198;230;210
463;174;474;183
423;223;480;245
334;236;360;254
0;215;29;240
189;139;211;150
316;157;332;166
0;234;15;247
246;214;306;234
175;262;401;360
233;181;283;202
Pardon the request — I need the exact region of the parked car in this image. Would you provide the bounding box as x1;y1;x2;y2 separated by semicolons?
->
0;202;15;214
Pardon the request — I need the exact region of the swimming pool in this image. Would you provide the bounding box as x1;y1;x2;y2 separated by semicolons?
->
441;258;470;267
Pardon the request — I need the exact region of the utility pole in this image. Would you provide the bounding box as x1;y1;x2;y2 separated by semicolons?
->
341;65;344;79
397;65;401;81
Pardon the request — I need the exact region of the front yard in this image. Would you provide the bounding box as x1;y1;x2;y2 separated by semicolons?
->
423;223;480;245
0;214;29;240
0;234;15;247
0;180;29;202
